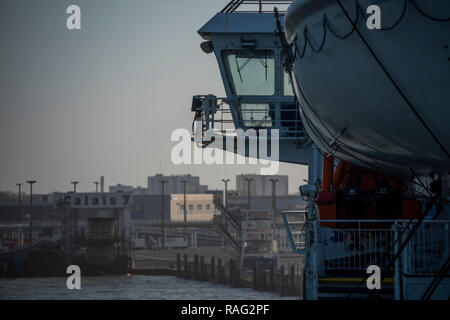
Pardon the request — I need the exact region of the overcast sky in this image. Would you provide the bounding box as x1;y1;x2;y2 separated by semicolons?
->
0;0;308;194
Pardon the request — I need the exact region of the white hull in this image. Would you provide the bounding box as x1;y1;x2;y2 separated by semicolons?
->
285;0;450;175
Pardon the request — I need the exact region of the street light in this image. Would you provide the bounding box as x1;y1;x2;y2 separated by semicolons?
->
70;181;79;241
70;181;79;193
221;179;230;208
269;179;279;211
244;178;254;210
16;183;22;223
269;179;279;237
16;183;23;248
93;181;99;193
181;180;187;223
26;180;36;246
160;180;167;248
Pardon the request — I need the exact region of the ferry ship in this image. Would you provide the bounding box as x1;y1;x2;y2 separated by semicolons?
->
191;0;450;299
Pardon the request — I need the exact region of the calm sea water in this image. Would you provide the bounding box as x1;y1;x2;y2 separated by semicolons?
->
0;275;297;300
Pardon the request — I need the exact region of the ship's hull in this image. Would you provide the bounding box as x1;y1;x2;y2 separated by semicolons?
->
285;0;450;176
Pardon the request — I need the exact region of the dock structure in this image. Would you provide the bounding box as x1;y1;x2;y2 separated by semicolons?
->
128;204;305;297
57;192;133;275
0;240;64;277
1;190;304;282
128;246;302;298
172;252;302;297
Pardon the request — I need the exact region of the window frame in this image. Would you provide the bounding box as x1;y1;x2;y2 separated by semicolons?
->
222;49;276;97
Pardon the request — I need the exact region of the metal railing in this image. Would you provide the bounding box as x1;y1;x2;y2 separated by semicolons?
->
212;215;240;251
215;202;240;230
193;99;307;144
221;0;293;13
282;214;450;276
311;219;449;275
281;211;306;254
403;221;449;275
317;225;396;272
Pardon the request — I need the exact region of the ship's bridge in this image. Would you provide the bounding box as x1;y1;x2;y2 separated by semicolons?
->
191;0;317;167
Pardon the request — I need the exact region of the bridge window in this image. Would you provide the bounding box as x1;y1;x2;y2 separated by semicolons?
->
222;49;275;96
239;103;273;128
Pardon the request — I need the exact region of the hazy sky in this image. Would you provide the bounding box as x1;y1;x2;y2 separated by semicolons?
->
0;0;308;194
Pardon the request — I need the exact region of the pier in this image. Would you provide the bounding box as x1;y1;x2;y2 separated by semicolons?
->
129;247;303;298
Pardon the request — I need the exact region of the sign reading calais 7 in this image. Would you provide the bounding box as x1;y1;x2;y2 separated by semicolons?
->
56;193;132;208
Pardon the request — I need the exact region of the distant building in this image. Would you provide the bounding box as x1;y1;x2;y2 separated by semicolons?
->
109;184;147;195
147;174;208;194
236;174;289;197
129;194;216;222
0;195;57;222
109;184;133;193
170;194;216;222
132;187;148;195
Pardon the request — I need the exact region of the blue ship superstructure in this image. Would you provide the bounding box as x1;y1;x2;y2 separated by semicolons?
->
191;0;450;300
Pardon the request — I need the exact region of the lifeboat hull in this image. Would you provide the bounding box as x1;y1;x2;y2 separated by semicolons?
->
285;0;450;175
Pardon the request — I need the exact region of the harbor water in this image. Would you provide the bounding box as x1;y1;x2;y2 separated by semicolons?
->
0;275;297;300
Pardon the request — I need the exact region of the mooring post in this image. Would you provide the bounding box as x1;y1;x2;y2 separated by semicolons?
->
229;258;234;286
262;269;267;291
8;252;14;276
235;260;240;288
211;257;215;280
258;263;263;291
184;254;188;279
290;265;295;296
200;256;205;281
270;263;275;292
218;258;223;283
252;262;257;290
194;255;199;280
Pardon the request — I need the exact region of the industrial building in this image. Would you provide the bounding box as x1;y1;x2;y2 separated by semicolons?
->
169;194;216;222
147;174;208;194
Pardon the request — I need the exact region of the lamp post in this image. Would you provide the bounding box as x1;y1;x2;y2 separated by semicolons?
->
160;180;167;248
70;181;79;193
221;179;230;208
16;183;22;223
269;179;279;240
17;183;23;248
26;180;36;246
93;181;99;193
244;178;254;210
70;181;79;241
182;180;187;223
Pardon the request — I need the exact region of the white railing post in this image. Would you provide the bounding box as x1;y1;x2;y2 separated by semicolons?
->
312;219;319;300
394;223;401;300
446;223;449;262
303;219;319;300
401;222;408;299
